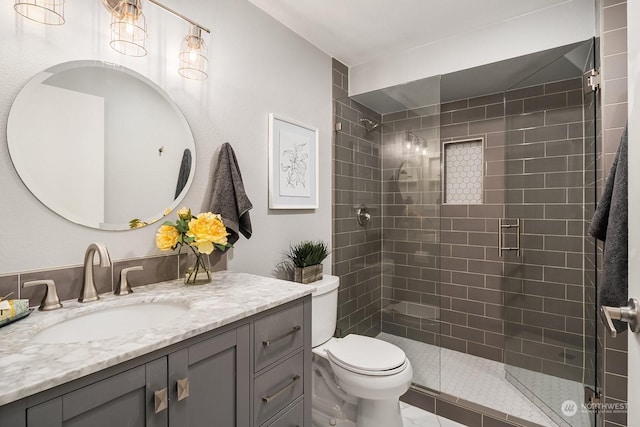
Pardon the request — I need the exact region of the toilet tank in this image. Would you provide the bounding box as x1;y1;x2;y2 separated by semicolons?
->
311;274;339;347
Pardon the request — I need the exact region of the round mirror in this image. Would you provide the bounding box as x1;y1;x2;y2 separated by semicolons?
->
7;60;195;230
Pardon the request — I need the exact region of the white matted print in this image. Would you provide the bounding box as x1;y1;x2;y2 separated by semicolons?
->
268;114;319;209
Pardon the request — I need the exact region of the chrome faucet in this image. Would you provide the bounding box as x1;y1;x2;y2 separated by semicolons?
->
79;243;111;303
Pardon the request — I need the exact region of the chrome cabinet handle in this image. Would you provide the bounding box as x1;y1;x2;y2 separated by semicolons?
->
177;377;190;401
154;388;168;414
263;325;301;347
601;298;640;337
262;375;300;403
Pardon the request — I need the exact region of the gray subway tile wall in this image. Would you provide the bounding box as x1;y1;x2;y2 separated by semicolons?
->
332;58;382;338
379;76;591;382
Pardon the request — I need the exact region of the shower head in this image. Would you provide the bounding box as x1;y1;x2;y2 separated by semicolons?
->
359;117;380;132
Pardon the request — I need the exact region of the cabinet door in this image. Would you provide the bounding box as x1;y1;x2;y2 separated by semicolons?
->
169;325;250;427
27;359;167;427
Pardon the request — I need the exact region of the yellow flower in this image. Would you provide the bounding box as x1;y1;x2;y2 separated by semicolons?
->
177;207;191;220
155;225;180;250
164;208;172;216
187;212;229;254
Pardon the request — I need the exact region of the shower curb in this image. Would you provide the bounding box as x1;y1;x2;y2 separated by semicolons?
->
401;386;549;427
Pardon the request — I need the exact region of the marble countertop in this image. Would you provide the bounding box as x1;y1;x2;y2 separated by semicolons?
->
0;271;315;406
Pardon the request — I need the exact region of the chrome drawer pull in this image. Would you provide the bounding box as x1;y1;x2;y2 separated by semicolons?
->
262;325;301;347
262;375;300;403
154;388;168;414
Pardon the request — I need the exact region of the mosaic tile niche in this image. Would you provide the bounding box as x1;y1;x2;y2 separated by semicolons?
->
443;139;483;204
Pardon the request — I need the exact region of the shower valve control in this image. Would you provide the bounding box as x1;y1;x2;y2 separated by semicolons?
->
356;205;371;227
600;298;640;337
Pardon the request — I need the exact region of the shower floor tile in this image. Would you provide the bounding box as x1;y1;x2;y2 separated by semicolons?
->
401;402;466;427
379;332;588;427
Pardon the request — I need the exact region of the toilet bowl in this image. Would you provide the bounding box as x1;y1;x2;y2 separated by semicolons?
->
311;275;413;427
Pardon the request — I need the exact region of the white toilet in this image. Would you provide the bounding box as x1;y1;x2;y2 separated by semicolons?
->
311;275;413;427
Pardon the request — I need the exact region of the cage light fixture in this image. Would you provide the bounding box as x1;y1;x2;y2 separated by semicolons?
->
146;0;211;80
109;0;148;57
178;25;208;80
14;0;65;25
14;0;211;81
404;131;427;156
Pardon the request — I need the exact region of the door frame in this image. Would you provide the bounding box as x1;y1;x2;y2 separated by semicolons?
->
627;0;639;421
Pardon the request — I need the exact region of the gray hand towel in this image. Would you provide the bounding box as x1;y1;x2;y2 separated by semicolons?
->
174;148;192;199
207;143;253;245
588;125;628;333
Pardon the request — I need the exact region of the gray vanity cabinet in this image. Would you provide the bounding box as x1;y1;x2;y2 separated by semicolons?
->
168;326;251;427
26;358;168;427
21;326;250;427
0;296;311;427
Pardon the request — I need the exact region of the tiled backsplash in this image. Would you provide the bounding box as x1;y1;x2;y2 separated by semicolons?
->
0;252;226;308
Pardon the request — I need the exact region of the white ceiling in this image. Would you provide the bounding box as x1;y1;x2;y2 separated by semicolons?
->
248;0;572;67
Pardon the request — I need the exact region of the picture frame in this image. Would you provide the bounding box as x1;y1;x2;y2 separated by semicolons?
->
268;113;319;209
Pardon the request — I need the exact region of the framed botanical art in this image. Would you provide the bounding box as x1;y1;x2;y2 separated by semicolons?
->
268;113;319;209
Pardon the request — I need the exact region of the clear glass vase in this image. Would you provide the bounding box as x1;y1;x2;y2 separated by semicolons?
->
184;249;211;285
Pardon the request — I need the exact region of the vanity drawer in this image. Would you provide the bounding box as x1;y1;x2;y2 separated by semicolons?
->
264;398;304;427
254;302;304;372
254;351;304;426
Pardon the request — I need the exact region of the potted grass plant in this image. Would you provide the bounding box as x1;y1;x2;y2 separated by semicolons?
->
286;240;329;284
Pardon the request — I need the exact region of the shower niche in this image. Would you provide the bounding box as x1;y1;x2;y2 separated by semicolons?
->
333;38;598;427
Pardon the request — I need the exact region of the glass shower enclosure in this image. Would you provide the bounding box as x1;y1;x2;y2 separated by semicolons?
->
333;38;598;427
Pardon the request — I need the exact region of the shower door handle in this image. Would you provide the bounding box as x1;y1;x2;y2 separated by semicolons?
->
600;298;640;337
498;219;521;257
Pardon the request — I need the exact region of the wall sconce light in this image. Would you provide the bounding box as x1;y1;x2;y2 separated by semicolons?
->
146;0;210;80
14;0;65;25
14;0;210;80
403;131;427;156
109;0;147;57
178;25;208;80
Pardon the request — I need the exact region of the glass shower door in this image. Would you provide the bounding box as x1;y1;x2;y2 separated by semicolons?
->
502;39;597;427
347;75;444;393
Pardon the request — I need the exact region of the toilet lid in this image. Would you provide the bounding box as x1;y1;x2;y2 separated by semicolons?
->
325;335;407;374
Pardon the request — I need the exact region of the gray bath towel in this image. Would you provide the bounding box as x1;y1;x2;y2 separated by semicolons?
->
206;143;253;245
588;126;628;333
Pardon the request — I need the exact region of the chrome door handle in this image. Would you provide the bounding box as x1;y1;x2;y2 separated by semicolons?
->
600;298;640;337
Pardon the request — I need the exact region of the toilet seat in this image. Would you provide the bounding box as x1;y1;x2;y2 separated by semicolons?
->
324;335;408;376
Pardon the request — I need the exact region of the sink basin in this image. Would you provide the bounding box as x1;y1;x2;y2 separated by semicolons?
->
32;301;190;344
